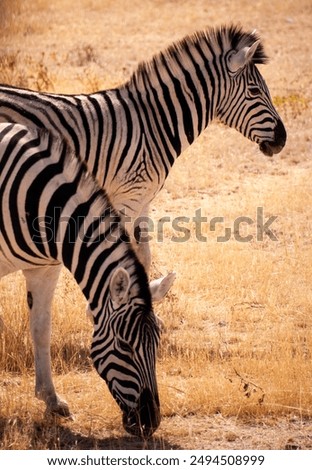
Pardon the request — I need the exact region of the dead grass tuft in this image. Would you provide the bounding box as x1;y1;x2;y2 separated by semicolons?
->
0;52;54;91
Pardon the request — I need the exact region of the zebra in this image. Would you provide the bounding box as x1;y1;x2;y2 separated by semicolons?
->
0;122;173;437
0;24;286;274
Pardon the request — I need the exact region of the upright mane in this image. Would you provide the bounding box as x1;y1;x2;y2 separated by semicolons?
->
127;24;268;88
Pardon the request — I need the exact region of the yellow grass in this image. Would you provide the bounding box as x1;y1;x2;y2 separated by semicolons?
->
0;0;312;449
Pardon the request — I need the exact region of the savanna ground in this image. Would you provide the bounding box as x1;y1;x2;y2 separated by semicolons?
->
0;0;312;450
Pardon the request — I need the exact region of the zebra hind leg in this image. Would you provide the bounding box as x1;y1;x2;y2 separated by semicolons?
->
23;264;71;417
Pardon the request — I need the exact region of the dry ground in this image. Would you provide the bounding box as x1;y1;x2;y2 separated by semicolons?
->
0;0;312;450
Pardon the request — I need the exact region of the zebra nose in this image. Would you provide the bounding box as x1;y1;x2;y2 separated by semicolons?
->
122;388;161;438
274;119;287;149
259;119;287;157
138;388;161;437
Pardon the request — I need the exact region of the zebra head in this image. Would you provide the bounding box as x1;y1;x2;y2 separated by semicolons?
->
90;265;161;438
217;26;286;156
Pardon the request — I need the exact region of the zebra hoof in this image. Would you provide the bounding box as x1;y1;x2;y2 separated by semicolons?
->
45;410;75;422
45;406;75;421
45;397;73;419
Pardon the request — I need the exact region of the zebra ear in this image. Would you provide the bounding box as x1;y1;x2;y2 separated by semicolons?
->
149;272;176;302
110;267;131;306
227;40;261;73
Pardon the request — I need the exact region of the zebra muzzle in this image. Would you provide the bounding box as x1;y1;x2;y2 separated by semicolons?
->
122;388;161;438
259;119;287;157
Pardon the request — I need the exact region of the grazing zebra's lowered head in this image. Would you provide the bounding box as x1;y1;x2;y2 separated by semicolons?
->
89;262;161;437
0;123;174;438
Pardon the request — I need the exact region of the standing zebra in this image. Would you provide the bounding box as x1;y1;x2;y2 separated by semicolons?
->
0;24;286;273
0;122;172;437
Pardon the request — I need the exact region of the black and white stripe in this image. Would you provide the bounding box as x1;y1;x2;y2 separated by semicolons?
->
0;24;286;271
0;122;163;437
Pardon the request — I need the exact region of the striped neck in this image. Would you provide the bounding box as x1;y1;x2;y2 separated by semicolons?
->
123;33;226;164
53;193;149;315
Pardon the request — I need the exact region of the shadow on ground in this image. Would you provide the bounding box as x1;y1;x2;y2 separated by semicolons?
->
0;416;181;450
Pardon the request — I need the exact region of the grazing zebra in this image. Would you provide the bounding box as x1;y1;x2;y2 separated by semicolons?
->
0;24;286;273
0;122;173;437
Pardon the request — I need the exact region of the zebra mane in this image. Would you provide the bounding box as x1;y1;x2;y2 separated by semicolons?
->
128;24;268;87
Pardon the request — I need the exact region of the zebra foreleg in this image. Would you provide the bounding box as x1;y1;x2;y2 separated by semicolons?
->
132;204;152;274
23;264;71;417
134;226;152;275
133;207;176;304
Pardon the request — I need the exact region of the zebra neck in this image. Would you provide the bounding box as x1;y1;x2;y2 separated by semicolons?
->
54;200;129;308
124;47;218;165
53;196;149;316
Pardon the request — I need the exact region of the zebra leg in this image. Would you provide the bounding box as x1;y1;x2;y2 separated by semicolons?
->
134;217;152;275
23;264;71;417
134;205;176;300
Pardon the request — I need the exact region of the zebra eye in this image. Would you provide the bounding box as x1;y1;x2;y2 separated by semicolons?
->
116;338;133;355
248;86;261;97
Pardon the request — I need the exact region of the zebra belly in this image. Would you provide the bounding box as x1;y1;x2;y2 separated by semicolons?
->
0;247;21;278
0;245;61;280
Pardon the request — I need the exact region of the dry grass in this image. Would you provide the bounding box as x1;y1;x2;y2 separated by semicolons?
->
0;0;312;449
